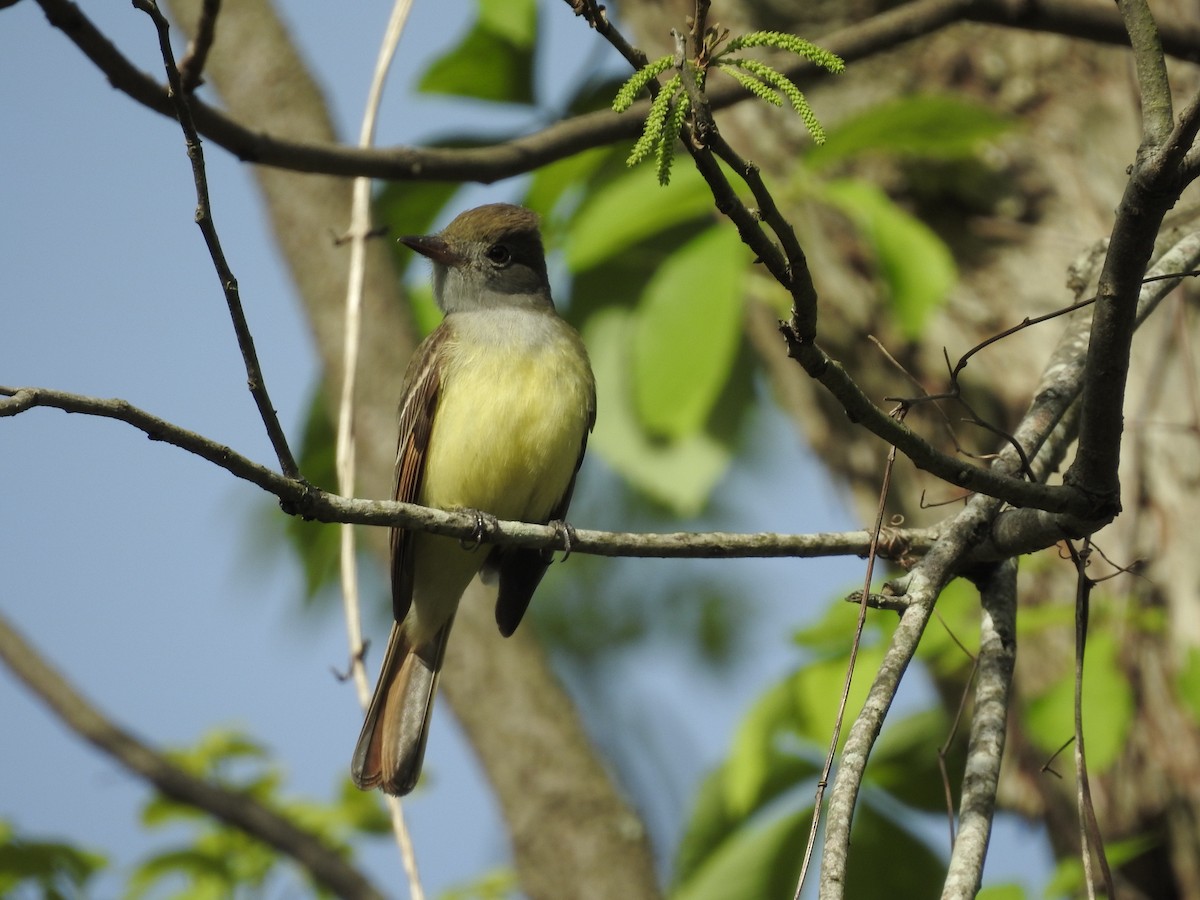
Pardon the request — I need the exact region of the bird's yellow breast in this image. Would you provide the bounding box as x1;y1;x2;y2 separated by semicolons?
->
419;308;594;524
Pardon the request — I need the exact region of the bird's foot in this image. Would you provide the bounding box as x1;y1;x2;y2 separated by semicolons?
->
460;509;499;551
549;519;577;562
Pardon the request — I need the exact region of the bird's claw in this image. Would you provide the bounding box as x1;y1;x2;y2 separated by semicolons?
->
549;519;577;562
460;509;498;551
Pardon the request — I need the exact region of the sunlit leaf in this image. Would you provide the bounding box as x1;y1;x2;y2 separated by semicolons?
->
441;866;519;900
565;167;714;272
1024;630;1134;772
977;885;1027;900
673;802;811;900
524;147;617;225
822;178;956;340
1046;833;1157;897
0;821;106;897
282;388;340;600
914;578;980;677
722;674;821;815
807;94;1013;170
417;0;537;104
1177;647;1200;725
633;225;746;438
583;308;730;515
127;848;236;900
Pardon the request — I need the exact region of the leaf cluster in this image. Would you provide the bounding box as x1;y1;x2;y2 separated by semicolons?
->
613;30;845;184
128;729;389;899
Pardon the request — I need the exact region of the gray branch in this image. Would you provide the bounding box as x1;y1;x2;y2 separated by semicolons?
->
942;560;1018;899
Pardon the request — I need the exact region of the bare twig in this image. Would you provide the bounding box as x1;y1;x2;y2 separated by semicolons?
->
334;1;423;894
938;651;978;850
133;0;300;480
1064;539;1116;899
795;417;901;899
819;487;1007;898
0;608;386;900
1118;0;1172;147
177;0;218;92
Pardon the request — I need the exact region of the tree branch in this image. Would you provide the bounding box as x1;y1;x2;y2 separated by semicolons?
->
818;493;1004;898
0;608;386;900
28;0;1200;184
988;228;1200;555
134;0;300;479
1118;0;1173;148
0;383;938;562
1064;94;1199;523
942;560;1017;899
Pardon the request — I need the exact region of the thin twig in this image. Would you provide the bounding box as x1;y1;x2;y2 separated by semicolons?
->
1064;539;1116;899
949;296;1098;383
937;651;978;851
177;0;219;93
133;0;300;479
334;1;423;894
0;608;386;900
795;414;901;899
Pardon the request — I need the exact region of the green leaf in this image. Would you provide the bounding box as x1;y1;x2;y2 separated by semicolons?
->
866;708;962;813
721;676;822;815
633;225;746;439
673;803;812;900
914;578;980;677
808;94;1013;170
976;885;1027;900
277;388;341;600
1046;833;1157;897
127;847;237;900
441;866;519;900
565;167;714;273
417;0;537;104
822;178;956;340
583;308;730;516
843;804;946;899
1024;630;1134;772
0;821;106;896
1177;647;1200;725
523;147;615;222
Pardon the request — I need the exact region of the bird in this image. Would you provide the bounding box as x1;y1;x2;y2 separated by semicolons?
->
351;203;596;796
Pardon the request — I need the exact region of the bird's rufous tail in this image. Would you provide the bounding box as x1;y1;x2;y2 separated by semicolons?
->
351;619;452;795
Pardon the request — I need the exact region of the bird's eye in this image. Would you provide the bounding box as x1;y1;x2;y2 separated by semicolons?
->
485;244;512;266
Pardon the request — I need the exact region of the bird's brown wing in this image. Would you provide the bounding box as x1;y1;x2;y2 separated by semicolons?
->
492;401;595;638
390;327;447;623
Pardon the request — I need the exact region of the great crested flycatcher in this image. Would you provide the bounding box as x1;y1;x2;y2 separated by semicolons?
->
351;203;596;796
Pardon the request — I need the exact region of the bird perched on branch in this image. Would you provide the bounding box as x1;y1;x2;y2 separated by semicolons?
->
352;204;596;796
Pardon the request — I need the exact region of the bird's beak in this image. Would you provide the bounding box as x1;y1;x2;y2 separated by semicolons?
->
399;234;464;267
